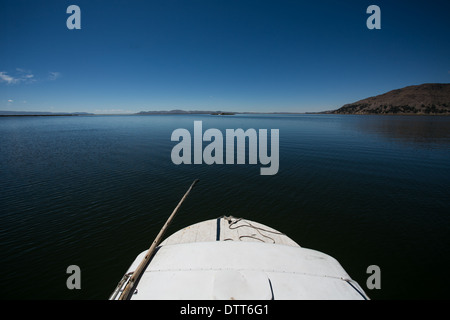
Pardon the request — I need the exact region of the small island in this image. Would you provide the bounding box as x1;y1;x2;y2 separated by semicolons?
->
210;112;235;115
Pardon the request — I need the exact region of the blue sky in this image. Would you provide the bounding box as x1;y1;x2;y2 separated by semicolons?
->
1;0;449;113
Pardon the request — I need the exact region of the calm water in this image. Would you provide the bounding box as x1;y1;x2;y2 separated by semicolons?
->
0;114;449;299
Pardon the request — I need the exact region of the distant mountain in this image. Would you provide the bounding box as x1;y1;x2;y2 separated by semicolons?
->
0;111;94;116
329;83;450;115
137;110;235;115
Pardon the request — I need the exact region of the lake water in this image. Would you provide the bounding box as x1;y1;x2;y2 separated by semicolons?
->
0;114;449;299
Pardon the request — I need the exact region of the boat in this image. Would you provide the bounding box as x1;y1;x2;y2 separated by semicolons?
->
110;180;369;300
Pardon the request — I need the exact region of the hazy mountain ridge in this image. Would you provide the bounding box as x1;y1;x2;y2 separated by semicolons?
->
0;111;94;116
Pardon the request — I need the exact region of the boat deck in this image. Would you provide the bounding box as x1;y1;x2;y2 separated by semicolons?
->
160;216;300;247
110;216;369;300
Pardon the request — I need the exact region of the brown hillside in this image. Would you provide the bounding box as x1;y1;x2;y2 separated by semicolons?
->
332;83;450;115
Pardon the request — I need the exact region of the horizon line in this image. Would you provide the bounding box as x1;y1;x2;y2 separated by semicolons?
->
0;109;329;116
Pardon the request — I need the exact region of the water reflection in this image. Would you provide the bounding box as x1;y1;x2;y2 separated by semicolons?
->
346;115;450;148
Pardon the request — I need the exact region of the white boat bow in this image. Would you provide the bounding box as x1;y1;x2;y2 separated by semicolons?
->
110;216;369;300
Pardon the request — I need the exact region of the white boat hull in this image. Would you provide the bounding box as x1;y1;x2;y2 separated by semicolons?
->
110;216;369;300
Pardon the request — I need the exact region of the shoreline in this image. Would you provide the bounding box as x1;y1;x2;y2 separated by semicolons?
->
1;111;449;117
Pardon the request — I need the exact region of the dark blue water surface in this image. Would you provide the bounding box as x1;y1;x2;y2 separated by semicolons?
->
1;114;449;299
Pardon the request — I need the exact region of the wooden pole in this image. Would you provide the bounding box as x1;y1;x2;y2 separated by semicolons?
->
119;179;200;300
